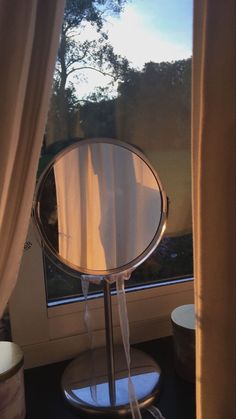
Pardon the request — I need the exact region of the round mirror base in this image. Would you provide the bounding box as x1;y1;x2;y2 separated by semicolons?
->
61;346;161;416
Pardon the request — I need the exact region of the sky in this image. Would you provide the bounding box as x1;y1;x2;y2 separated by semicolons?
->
107;0;192;68
71;0;193;98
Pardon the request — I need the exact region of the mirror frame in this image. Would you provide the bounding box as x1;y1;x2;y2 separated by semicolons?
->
32;138;168;276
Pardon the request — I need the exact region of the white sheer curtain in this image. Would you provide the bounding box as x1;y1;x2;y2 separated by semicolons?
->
192;1;235;418
53;142;161;271
0;0;65;318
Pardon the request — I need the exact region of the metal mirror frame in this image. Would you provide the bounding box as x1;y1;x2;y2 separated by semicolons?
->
32;138;168;276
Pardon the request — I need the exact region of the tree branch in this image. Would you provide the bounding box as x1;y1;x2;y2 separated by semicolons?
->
67;66;119;80
66;46;91;68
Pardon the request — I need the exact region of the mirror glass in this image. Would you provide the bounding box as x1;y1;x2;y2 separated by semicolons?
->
34;139;167;275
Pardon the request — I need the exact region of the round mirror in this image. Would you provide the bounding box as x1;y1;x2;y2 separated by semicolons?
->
33;138;167;276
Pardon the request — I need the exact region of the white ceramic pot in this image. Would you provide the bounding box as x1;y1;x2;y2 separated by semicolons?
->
0;341;25;419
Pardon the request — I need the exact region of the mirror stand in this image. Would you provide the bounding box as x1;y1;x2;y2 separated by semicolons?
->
33;138;168;416
61;281;162;416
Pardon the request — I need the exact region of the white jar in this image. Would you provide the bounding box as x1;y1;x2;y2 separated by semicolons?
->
0;341;25;419
171;304;196;382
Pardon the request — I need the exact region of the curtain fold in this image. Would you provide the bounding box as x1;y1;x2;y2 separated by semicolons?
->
192;1;236;418
0;0;65;318
53;142;162;272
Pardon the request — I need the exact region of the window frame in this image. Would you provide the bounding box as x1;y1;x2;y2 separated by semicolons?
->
9;222;194;368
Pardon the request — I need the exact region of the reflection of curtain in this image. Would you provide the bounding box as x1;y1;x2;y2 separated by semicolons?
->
0;1;65;318
54;142;161;272
54;145;107;270
192;1;235;418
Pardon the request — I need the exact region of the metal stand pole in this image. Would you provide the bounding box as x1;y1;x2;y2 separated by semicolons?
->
103;281;116;405
62;281;162;415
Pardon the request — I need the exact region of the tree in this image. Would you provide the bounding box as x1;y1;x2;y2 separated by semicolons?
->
80;98;116;138
46;0;129;145
116;58;191;150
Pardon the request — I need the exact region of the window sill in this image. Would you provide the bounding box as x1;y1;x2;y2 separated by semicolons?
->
16;280;194;368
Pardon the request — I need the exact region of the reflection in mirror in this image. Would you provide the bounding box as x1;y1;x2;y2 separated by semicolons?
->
35;139;166;276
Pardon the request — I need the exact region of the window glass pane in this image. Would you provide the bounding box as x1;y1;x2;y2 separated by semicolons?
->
39;0;193;304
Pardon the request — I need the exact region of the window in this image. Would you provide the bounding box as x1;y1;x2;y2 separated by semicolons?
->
9;0;194;367
41;0;193;304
